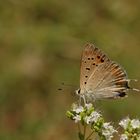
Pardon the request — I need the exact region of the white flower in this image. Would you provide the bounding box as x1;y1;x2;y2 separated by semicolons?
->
119;117;130;129
85;103;93;110
90;111;101;123
84;116;91;124
84;111;101;124
103;122;111;129
102;122;117;140
73;115;81;123
131;119;140;129
120;134;128;140
72;104;84;113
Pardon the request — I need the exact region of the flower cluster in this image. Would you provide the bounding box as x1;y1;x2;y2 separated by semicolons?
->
66;103;117;140
119;117;140;140
101;122;117;140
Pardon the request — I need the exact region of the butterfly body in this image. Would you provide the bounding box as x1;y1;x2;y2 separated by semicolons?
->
76;43;130;101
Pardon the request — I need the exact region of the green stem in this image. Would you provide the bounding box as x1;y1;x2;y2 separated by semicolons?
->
85;130;95;140
78;122;81;133
83;123;87;140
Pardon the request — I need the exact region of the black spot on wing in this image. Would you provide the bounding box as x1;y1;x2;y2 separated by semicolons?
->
125;81;130;89
86;68;90;70
117;92;127;97
101;58;104;63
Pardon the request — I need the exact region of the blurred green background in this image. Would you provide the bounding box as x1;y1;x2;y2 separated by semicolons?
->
0;0;140;139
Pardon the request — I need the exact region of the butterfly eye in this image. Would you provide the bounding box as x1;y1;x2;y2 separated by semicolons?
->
78;89;80;93
88;58;90;60
77;89;81;94
75;89;81;95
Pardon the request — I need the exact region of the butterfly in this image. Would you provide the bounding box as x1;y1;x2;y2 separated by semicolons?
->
76;43;139;102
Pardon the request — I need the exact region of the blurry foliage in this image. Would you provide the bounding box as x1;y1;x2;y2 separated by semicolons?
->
0;0;140;139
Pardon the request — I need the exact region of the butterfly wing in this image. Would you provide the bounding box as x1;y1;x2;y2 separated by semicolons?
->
80;44;103;93
80;43;129;99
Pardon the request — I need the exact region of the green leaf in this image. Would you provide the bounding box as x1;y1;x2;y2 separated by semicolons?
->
66;111;74;119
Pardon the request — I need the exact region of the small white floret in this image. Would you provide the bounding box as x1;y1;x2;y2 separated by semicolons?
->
120;134;128;140
73;115;81;123
85;103;93;110
102;122;117;140
131;119;140;129
72;104;84;113
119;117;130;129
90;111;101;123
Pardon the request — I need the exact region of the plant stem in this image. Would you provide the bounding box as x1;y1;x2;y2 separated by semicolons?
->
85;130;95;140
78;122;81;133
83;123;87;140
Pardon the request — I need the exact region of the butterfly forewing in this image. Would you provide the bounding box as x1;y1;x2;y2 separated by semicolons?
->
80;43;129;99
80;44;101;92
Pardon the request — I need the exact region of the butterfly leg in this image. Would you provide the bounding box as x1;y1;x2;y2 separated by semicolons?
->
78;95;87;105
78;96;82;105
82;95;86;105
81;94;86;105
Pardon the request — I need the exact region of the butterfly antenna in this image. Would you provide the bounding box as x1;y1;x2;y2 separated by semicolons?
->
61;82;77;88
58;88;63;91
57;82;77;92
